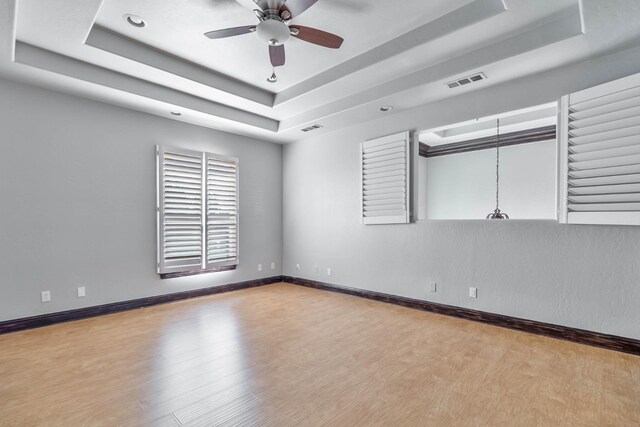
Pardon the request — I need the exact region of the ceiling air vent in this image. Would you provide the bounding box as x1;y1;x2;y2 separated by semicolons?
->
445;72;486;89
301;124;323;132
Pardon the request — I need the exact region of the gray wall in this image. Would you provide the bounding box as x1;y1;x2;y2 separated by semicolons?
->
283;50;640;340
0;78;283;321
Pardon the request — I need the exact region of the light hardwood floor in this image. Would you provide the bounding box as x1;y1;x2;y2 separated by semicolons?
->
0;283;638;426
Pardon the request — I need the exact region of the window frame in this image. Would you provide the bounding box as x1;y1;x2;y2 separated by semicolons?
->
156;145;239;278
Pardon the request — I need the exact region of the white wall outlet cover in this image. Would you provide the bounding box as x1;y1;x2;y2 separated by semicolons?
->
296;264;300;271
77;287;86;298
469;287;478;298
430;282;437;292
41;291;51;302
327;267;332;276
271;262;275;270
258;264;263;271
314;266;319;273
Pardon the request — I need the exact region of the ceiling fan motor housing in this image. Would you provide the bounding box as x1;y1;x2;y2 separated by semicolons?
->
256;19;291;46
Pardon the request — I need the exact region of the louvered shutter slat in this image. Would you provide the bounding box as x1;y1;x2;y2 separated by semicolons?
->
363;150;405;162
570;104;640;129
365;209;406;217
569;173;640;187
363;155;406;167
569;144;640;162
560;73;640;225
570;85;640;114
569;134;639;154
569;115;640;138
568;202;640;212
568;183;640;195
361;132;410;224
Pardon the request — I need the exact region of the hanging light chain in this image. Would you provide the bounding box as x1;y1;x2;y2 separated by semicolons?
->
486;117;509;219
495;118;500;211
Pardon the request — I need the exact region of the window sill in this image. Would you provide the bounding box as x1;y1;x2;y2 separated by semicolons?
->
160;265;237;279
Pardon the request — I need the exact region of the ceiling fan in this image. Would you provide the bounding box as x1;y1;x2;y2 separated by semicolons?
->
204;0;344;79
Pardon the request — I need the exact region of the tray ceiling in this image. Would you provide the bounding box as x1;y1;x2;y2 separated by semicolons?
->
2;0;640;143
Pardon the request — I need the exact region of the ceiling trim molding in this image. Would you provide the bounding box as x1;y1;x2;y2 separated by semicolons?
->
273;0;507;107
0;0;17;62
433;106;556;140
278;5;584;131
14;42;279;132
85;25;274;107
421;125;557;158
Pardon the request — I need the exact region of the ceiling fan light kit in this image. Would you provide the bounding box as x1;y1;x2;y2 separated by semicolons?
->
203;0;344;81
256;19;291;45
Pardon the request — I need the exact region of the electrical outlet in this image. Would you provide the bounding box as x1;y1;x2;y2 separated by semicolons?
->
327;267;332;276
296;264;300;271
41;291;51;303
430;282;437;293
469;287;477;298
77;287;86;298
258;264;263;271
270;262;275;270
314;265;319;273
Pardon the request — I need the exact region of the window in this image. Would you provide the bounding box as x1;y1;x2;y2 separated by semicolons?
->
418;104;557;220
361;131;411;225
559;72;640;226
156;146;238;277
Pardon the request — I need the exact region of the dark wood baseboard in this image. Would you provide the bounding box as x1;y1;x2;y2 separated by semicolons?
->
4;275;638;356
282;276;640;356
0;276;283;335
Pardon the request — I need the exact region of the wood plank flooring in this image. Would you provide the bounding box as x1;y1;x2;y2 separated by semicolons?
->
0;283;638;426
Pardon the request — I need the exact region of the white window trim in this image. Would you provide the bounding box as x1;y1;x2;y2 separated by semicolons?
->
156;146;239;276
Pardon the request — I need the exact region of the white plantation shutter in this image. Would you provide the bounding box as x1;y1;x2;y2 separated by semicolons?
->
361;131;411;224
157;147;204;273
205;154;239;268
559;72;640;225
157;146;239;275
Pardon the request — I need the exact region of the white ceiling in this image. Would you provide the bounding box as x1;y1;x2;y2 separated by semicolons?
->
95;0;470;92
2;0;640;143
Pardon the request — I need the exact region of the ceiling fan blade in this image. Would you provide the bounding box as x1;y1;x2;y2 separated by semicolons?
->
290;25;343;49
269;44;286;67
280;0;319;18
204;25;256;39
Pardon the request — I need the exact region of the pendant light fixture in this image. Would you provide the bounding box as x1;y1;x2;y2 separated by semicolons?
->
486;118;509;219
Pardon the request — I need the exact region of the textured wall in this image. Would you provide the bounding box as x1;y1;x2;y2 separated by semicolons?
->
0;78;283;321
283;54;640;340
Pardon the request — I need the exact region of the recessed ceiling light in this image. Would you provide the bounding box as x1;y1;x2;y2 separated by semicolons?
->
379;106;393;112
170;111;181;116
124;14;146;28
